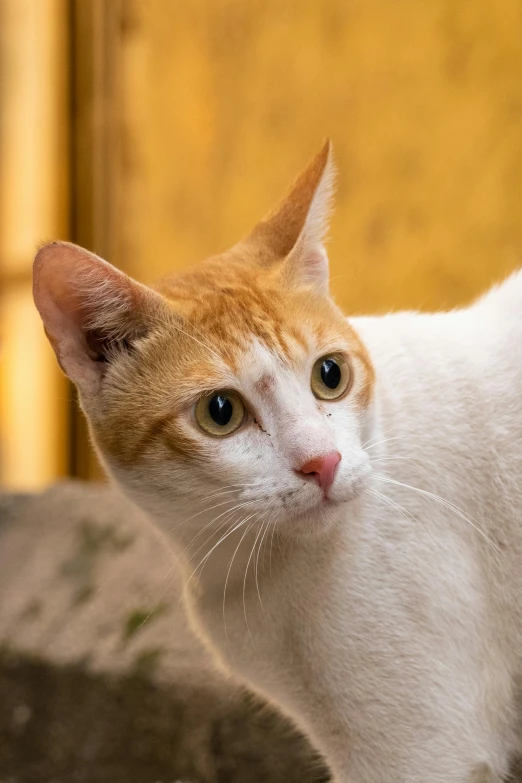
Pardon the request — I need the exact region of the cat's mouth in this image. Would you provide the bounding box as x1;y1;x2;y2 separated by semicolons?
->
318;460;371;505
278;465;370;522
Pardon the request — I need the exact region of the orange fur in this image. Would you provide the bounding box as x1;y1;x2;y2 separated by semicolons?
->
94;256;374;466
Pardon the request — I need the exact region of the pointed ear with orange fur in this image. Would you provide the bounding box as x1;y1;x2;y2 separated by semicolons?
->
33;241;165;397
242;139;335;292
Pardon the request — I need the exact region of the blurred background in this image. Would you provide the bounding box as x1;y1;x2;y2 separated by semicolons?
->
1;0;522;489
2;3;522;781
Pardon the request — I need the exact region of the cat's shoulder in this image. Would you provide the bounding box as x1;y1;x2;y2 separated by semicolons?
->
351;270;522;332
477;269;522;315
350;270;522;370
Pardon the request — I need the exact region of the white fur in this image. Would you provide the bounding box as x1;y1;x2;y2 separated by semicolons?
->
101;273;522;783
287;144;336;292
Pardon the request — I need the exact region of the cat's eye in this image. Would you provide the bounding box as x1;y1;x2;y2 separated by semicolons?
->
195;391;245;437
311;354;351;401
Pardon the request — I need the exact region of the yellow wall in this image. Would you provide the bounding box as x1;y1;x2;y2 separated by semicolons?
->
115;0;522;314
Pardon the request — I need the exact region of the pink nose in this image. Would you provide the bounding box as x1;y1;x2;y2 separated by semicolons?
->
298;451;341;495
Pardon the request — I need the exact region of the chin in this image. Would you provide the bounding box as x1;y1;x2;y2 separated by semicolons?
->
279;473;370;538
277;495;350;538
277;505;342;539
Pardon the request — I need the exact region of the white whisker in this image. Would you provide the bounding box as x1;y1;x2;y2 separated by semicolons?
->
223;514;262;648
255;518;272;615
268;517;277;578
163;320;224;362
188;504;264;585
366;486;420;528
370;454;441;470
241;512;270;630
361;426;401;450
363;435;407;452
373;473;504;557
169;494;252;536
252;518;269;617
187;498;263;558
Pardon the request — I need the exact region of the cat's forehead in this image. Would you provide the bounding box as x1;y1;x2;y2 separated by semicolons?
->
239;337;309;387
152;252;370;403
155;257;334;365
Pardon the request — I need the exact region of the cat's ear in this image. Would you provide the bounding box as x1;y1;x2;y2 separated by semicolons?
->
33;241;165;398
242;139;335;293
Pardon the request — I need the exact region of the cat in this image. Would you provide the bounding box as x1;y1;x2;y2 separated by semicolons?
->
33;141;522;783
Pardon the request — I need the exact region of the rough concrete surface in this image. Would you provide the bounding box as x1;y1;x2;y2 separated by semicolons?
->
0;482;328;783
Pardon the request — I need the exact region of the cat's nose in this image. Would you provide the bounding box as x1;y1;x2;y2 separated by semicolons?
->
298;451;341;495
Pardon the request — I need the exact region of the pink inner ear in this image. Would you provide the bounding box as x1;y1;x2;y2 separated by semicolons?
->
33;241;138;396
300;244;330;289
286;232;330;294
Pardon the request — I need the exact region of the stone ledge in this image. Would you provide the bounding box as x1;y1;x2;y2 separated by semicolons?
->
0;648;329;783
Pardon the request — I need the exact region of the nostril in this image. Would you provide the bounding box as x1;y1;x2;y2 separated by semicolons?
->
302;470;321;486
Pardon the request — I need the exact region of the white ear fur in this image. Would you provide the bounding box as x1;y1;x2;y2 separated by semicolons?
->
240;140;336;294
33;241;164;398
287;144;335;293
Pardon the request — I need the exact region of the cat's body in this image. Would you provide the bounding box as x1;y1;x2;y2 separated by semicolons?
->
189;283;522;783
33;143;522;782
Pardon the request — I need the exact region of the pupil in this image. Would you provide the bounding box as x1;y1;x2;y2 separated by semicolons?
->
209;395;233;426
321;359;341;389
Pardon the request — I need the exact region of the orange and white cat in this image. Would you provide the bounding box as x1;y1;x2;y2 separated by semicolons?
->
33;142;522;782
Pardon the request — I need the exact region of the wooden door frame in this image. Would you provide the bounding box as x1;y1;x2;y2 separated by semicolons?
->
68;0;124;480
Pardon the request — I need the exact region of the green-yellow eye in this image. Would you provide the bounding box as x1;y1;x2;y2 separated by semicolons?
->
195;391;245;436
311;354;351;401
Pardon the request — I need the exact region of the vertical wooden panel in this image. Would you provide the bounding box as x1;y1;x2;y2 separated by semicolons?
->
0;0;69;488
70;0;122;263
69;0;125;479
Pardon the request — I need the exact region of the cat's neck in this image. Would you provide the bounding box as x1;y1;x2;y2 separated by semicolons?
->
167;497;353;604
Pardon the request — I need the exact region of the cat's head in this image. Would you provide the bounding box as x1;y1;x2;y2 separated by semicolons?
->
33;142;375;539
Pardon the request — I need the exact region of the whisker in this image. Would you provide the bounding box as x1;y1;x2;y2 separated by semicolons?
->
242;511;271;637
176;312;223;357
160;320;224;363
363;435;407;452
183;516;249;597
167;482;263;533
251;517;269;618
177;501;265;612
188;498;264;562
254;518;272;615
181;498;253;548
372;485;444;553
366;487;420;528
190;483;262;504
188;503;265;586
268;516;279;579
373;473;504;557
370;454;441;470
168;494;254;536
361;426;401;450
223;514;262;648
365;486;440;552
